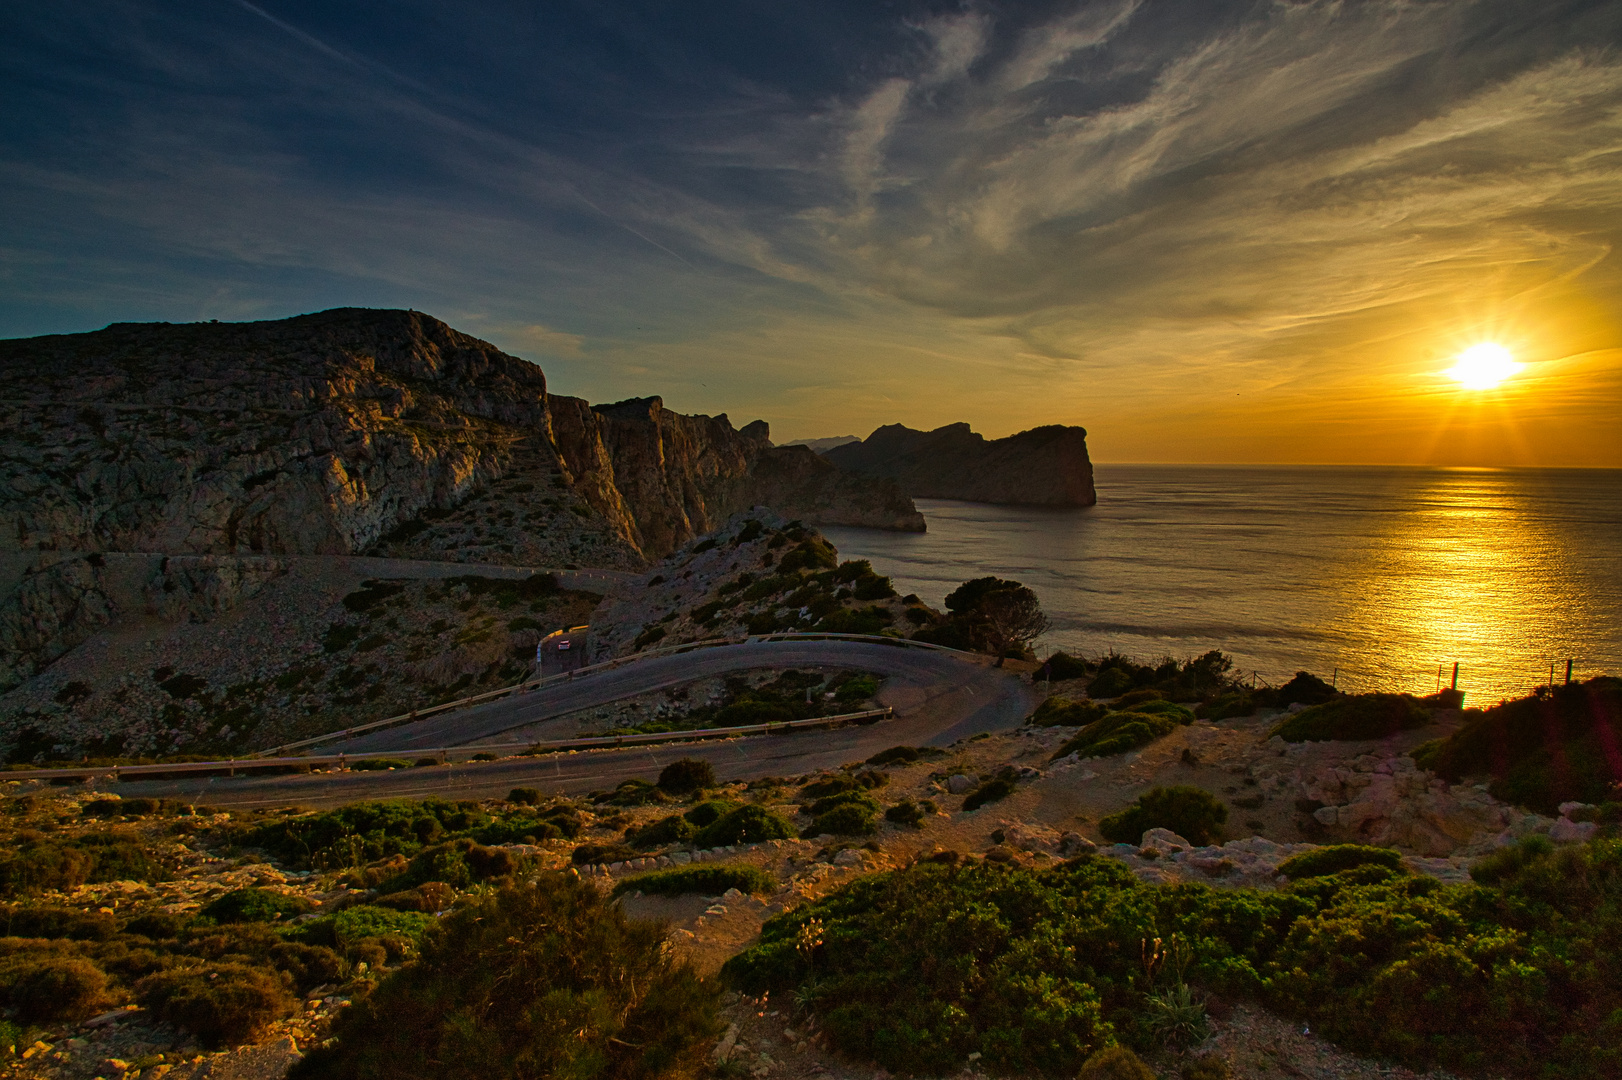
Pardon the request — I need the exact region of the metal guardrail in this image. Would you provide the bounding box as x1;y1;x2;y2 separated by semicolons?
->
253;632;977;758
0;706;893;782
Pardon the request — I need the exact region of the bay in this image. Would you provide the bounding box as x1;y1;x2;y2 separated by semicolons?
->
820;465;1622;706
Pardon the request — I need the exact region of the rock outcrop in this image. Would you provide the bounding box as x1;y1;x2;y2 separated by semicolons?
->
0;308;921;566
823;422;1096;506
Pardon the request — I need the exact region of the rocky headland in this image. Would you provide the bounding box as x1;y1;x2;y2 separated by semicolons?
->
823;421;1097;506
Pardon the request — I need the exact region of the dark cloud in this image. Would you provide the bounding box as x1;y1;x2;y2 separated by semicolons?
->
1;0;1618;463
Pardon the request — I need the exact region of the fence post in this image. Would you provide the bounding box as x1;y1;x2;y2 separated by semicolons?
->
1565;658;1574;686
1450;662;1459;691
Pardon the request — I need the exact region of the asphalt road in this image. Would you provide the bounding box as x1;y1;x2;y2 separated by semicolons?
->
113;642;1039;810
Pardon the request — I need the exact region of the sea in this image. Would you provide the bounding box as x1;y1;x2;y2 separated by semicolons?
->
820;466;1622;706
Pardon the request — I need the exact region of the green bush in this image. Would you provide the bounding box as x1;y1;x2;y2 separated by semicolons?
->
572;842;639;865
884;800;936;827
1039;652;1092;681
682;800;738;827
692;805;796;848
596;780;669;807
658;758;716;794
1051;710;1180;760
866;745;942;767
0;956;109;1022
613;865;776;898
1197;693;1256;721
1087;667;1136;698
1078;1046;1156;1080
962;777;1016;812
0;830;165;897
725;839;1622;1079
137;962;297;1048
1412;677;1622;813
835;674;881;703
240;799;492;870
385;839;517;891
1278;845;1403;880
1029;695;1108;727
200;887;311;924
290;875;720;1080
802;802;877;838
1;905;117;940
1099;787;1227;846
1468;835;1555;885
627;814;696;850
507;787;542;805
1270;694;1432;742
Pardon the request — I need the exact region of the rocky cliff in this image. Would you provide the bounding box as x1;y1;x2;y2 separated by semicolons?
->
0;308;921;568
823;422;1097;506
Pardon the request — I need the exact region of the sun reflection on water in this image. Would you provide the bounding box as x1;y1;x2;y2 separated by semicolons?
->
1333;471;1593;701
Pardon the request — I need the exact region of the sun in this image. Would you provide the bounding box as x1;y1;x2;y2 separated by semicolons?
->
1445;343;1520;389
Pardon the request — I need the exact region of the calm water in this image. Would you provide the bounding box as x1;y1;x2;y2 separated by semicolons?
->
821;466;1622;705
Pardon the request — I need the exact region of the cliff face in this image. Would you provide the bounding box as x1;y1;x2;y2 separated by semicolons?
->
0;308;921;567
823;422;1097;507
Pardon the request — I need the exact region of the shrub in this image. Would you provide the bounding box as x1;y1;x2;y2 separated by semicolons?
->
507;787;542;805
1051;710;1180;760
385;839;516;890
1;957;109;1022
1029;695;1108;727
138;962;296;1047
240;799;493;870
885;800;935;827
290;875;720;1080
1099;787;1228;846
1270;694;1432;742
1087;667;1136;698
1;905;116;940
1078;1046;1156;1080
1412;677;1622;814
1273;671;1338;707
656;758;715;795
201;887;311;924
1198;693;1256;721
1278;845;1403;880
802;802;877;838
572;842;639;865
866;745;939;767
1115;688;1163;707
613;865;776;898
1469;835;1555;885
835;674;881;703
692;805;796;848
597;780;668;807
962;777;1016;812
682;800;738;828
1039;652;1092;681
268;942;346;991
1182;1053;1231;1080
0;831;164;897
627;814;696;850
725;840;1622;1080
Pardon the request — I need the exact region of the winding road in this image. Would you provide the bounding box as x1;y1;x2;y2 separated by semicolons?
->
111;641;1039;810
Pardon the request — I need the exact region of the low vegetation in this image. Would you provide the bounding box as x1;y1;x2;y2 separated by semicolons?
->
611;864;776;898
725;838;1622;1078
1098;786;1228;846
292;875;721;1079
1413;675;1622;813
1270;692;1434;742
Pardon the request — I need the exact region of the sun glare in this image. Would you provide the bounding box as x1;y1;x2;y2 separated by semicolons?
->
1445;343;1520;389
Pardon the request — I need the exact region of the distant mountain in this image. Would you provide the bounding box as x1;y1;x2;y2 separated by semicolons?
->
824;422;1096;507
784;435;861;453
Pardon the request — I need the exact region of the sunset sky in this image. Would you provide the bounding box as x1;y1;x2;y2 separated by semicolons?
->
3;1;1620;466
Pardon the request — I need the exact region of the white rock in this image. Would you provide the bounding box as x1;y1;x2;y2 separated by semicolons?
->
1313;806;1340;826
833;848;865;867
672;852;692;865
722;887;745;901
1558;801;1595;818
1139;828;1192;852
1550;817;1597;844
946;774;977;794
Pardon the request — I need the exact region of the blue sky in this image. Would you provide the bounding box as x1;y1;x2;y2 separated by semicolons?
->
4;1;1620;464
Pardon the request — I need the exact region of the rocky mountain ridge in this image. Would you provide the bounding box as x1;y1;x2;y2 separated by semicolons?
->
0;308;921;564
824;421;1096;506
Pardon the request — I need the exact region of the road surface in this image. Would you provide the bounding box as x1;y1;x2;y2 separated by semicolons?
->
112;641;1039;810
